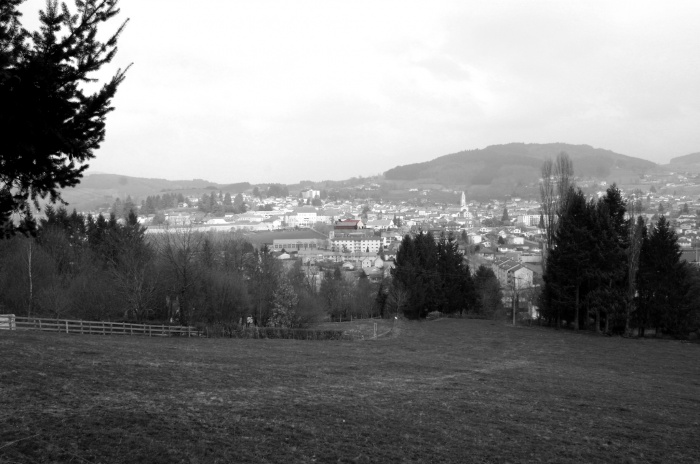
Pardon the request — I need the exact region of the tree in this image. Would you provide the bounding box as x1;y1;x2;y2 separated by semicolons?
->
105;212;156;321
543;188;592;329
636;216;690;337
320;266;351;321
246;245;281;326
390;232;472;319
154;227;203;325
233;193;246;213
473;265;502;318
1;0;129;237
539;152;574;274
587;186;629;333
501;207;510;223
626;215;645;333
267;276;299;328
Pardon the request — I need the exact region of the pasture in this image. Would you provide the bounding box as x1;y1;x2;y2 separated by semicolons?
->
1;319;699;463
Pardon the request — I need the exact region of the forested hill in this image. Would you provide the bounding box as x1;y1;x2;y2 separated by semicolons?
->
669;152;700;165
60;174;251;211
384;143;657;188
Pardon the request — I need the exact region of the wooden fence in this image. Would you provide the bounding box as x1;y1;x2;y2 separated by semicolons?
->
0;315;199;337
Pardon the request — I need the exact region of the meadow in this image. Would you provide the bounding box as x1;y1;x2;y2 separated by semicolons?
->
1;319;699;463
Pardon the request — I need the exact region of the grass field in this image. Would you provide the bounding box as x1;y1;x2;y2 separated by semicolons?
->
1;319;699;463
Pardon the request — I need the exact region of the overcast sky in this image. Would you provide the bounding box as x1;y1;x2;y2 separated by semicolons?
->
20;0;700;184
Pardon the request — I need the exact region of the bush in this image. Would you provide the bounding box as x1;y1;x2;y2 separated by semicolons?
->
198;324;350;340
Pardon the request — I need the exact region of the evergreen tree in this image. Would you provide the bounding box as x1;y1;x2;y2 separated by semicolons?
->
391;232;472;319
1;0;129;237
436;233;474;315
501;207;510;223
636;216;690;336
233;193;246;213
543;188;595;329
473;265;502;318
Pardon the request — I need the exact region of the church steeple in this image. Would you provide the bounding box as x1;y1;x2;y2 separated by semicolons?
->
460;191;466;210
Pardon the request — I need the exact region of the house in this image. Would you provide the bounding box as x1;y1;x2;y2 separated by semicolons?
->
365;219;394;230
334;219;365;230
361;257;375;268
678;237;693;248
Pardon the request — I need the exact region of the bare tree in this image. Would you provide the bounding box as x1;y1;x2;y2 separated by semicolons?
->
539;152;575;273
387;283;409;318
554;152;574;215
109;249;158;321
539;159;555;273
153;227;203;325
37;277;72;319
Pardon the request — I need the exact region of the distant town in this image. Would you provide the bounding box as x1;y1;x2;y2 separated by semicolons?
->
63;168;700;321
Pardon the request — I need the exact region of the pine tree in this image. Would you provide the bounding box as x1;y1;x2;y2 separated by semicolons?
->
390;232;472;318
501;207;510;223
436;233;474;315
636;216;689;336
543;188;594;329
473;265;502;318
1;0;129;237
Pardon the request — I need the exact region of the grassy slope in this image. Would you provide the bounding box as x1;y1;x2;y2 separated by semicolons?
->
1;320;699;463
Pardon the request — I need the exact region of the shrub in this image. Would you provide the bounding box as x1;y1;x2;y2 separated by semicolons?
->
197;324;350;341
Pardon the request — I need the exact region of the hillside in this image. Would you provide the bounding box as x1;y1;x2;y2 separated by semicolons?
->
3;320;699;463
60;174;251;212
668;152;700;174
670;152;700;164
384;143;657;195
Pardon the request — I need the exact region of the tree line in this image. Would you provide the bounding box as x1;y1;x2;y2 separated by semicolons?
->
384;232;503;319
0;208;392;327
540;153;700;337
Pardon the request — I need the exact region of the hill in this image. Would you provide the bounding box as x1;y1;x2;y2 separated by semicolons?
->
668;152;700;174
384;143;657;196
670;152;700;165
60;174;251;211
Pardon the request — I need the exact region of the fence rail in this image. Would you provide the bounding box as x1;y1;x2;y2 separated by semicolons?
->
0;314;199;337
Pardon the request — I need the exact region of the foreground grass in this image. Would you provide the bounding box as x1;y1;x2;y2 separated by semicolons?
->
1;320;699;463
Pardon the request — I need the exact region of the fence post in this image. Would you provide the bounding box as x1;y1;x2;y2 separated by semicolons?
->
102;322;105;335
39;319;42;331
149;325;151;337
80;321;83;335
65;320;69;334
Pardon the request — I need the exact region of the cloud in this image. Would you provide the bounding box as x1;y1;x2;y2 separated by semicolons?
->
19;0;700;183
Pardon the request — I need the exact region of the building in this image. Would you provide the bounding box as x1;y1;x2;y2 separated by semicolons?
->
300;189;321;200
331;234;381;254
272;237;324;251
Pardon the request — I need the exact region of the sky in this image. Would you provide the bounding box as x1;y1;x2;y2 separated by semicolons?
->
19;0;700;184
